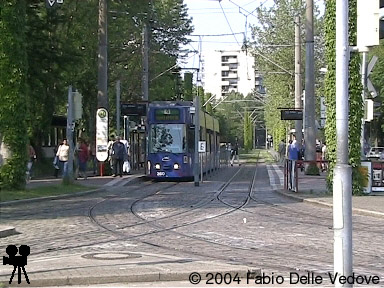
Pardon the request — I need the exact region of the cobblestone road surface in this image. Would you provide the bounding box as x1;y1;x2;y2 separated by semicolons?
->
1;163;383;287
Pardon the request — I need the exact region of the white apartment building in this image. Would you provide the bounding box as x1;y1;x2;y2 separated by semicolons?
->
201;49;256;99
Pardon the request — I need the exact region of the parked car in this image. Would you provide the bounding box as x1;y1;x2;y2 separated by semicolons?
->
366;147;384;159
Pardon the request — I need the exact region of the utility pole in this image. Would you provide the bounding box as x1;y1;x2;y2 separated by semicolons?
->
295;16;303;150
142;23;149;101
360;52;368;157
116;80;121;136
65;85;74;184
304;0;316;163
334;0;353;286
97;0;108;109
194;93;200;187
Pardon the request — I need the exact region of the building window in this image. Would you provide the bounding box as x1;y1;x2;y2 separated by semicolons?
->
222;71;229;77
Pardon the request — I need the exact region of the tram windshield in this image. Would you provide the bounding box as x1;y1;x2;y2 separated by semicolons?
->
149;124;186;153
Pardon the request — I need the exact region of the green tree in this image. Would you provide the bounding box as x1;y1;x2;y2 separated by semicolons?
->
251;0;324;151
0;0;29;190
324;0;363;195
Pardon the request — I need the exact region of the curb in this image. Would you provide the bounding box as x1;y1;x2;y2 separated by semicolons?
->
0;226;17;238
0;175;146;207
275;189;384;219
1;268;259;287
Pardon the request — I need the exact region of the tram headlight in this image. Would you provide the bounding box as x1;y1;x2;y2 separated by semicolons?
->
173;163;180;170
155;163;161;170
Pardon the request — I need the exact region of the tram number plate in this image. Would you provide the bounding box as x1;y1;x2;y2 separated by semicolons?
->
157;171;166;176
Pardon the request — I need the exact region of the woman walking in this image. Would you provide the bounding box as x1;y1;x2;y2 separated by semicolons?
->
56;139;69;178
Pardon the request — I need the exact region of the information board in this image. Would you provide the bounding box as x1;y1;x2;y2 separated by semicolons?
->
121;103;147;116
281;109;303;120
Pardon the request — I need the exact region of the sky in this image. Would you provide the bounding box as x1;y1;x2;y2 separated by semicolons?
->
179;0;324;71
180;0;269;69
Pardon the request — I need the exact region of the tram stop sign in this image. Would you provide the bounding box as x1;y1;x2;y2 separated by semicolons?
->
96;108;109;161
198;141;206;153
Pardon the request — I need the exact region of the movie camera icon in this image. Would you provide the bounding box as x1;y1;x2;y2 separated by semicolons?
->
3;245;30;284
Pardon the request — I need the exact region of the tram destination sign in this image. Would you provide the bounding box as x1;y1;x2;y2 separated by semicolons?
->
281;109;303;120
155;108;180;121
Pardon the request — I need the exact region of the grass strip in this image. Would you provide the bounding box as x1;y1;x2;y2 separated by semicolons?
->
0;184;95;202
254;149;276;164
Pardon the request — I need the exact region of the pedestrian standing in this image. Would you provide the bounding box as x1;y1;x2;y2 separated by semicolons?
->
56;139;70;178
107;135;115;172
230;138;240;166
288;140;299;191
53;144;60;178
26;143;36;181
321;142;327;172
120;138;131;174
111;136;127;177
77;138;89;179
89;141;97;176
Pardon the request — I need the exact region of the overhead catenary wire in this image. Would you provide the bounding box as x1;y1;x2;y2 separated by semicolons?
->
219;1;241;46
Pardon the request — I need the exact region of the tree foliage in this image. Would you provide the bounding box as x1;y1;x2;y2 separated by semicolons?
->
0;0;193;189
324;0;363;195
251;0;324;151
0;0;29;190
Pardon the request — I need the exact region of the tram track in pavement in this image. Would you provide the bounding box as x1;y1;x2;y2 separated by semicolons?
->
104;161;353;277
3;157;381;280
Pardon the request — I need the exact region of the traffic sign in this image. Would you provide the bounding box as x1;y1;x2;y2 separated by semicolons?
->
46;0;63;7
198;141;206;153
367;56;378;98
96;108;109;162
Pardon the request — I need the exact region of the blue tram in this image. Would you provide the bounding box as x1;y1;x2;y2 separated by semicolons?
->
147;101;220;179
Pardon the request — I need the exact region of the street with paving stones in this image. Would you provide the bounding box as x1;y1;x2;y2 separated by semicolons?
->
1;159;384;287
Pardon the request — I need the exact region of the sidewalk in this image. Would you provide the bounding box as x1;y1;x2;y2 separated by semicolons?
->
0;251;256;287
266;149;384;218
0;169;146;238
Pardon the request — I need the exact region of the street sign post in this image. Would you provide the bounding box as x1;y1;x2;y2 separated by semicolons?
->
198;141;206;183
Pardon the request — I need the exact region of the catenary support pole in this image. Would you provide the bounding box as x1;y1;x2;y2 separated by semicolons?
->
116;80;121;136
295;16;303;150
194;95;200;187
304;0;316;163
97;0;108;109
142;24;149;101
65;85;74;184
360;52;367;157
334;0;353;286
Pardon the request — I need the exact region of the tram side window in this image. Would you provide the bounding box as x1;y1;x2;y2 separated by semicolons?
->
188;127;195;153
